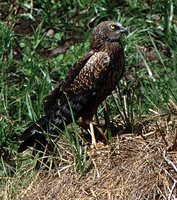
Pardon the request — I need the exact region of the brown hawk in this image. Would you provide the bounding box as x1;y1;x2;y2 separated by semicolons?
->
18;21;127;153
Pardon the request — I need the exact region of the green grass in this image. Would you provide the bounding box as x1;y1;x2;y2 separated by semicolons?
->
0;0;177;197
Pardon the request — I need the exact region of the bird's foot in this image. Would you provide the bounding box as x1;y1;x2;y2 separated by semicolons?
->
94;126;110;145
90;141;109;151
90;143;97;149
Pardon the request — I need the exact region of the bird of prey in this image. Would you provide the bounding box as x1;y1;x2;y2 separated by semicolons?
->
18;21;127;153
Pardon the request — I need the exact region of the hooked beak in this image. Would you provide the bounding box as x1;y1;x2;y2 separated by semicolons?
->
120;27;129;35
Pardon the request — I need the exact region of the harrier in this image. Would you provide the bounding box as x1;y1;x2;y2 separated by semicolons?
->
18;21;127;153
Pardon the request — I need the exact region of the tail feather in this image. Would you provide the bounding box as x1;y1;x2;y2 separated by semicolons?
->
18;116;49;153
18;113;72;153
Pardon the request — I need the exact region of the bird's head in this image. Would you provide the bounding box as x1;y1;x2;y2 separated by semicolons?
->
91;21;127;49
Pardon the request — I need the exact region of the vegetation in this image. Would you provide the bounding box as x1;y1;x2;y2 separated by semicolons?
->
0;0;177;199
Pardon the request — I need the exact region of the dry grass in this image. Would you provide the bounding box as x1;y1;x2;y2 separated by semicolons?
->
2;115;177;200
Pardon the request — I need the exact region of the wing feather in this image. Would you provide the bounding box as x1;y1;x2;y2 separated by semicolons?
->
43;50;94;115
43;51;111;117
61;50;94;90
66;51;111;94
43;83;62;115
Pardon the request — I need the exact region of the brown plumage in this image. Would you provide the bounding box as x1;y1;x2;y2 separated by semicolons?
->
18;21;127;152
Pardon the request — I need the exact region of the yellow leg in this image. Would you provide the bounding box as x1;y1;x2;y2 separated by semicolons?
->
95;126;110;145
88;122;96;146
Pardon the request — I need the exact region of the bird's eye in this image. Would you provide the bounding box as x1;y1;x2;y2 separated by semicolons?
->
110;24;116;30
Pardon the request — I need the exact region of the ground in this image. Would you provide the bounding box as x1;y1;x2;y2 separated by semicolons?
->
2;114;177;200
